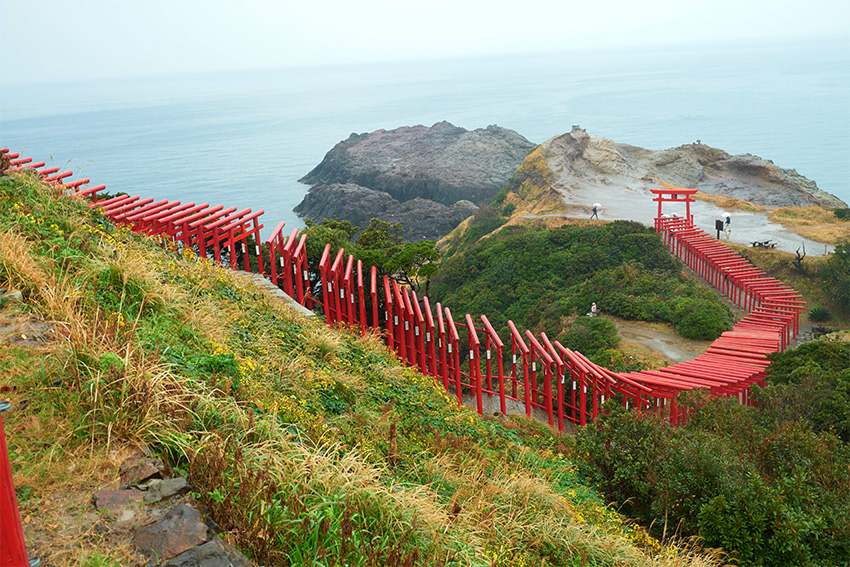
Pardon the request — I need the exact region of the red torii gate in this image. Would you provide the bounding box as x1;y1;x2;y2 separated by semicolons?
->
650;179;698;229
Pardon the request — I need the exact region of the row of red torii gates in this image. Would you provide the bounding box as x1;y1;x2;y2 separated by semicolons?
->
0;149;804;428
0;148;804;565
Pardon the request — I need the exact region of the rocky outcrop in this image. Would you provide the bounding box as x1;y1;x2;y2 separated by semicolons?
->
88;454;256;567
544;128;846;208
300;121;535;205
294;183;479;241
296;121;534;241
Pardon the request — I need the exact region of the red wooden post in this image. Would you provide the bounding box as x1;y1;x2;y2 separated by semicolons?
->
0;402;31;567
401;287;416;366
383;276;394;351
526;332;555;428
357;260;367;336
445;307;462;405
436;302;449;391
370;267;380;334
465;313;483;415
318;244;332;325
422;296;437;375
294;235;312;307
481;315;506;415
391;281;406;361
343;254;355;327
541;333;565;432
264;221;285;285
160;203;213;245
281;228;299;297
411;291;427;374
329;248;345;325
508;321;531;417
252;216;264;275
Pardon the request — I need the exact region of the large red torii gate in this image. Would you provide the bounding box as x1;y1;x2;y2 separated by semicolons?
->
650;177;698;229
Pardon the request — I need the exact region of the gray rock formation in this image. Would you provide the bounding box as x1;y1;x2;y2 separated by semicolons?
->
545;128;846;208
134;503;210;561
161;537;254;567
294;183;479;241
296;121;534;240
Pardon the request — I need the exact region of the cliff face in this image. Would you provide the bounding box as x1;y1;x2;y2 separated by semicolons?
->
293;183;479;242
544;128;846;208
295;121;535;241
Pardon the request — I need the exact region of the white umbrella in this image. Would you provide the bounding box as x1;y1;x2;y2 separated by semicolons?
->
593;203;602;209
722;211;731;218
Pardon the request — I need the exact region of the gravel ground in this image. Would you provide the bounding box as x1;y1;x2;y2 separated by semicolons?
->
540;179;835;257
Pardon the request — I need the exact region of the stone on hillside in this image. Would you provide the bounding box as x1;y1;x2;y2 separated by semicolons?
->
93;489;144;515
160;537;254;567
120;459;164;487
134;503;210;561
1;290;24;303
143;477;191;505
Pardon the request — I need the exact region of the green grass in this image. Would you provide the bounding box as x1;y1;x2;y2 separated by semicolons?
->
0;171;718;566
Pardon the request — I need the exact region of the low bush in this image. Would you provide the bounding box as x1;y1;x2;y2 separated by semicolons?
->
808;305;831;322
578;400;850;566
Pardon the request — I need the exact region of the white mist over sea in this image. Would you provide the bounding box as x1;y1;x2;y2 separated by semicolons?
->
1;37;848;238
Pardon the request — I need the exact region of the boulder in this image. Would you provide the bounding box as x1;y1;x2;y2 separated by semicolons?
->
134;503;210;561
160;537;254;567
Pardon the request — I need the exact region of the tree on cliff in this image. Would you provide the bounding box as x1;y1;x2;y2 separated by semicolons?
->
301;217;441;298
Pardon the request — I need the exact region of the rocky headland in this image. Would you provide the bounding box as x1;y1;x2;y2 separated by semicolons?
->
295;121;535;240
481;127;847;257
544;127;845;208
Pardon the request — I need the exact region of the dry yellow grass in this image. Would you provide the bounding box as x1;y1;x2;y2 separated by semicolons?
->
795;224;850;244
690;191;767;212
766;206;850;244
769;206;844;227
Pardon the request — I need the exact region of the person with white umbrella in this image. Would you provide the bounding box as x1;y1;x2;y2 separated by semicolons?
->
591;202;601;220
722;212;731;239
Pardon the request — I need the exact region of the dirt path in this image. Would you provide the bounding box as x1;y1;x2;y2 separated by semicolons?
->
541;179;838;257
608;316;713;364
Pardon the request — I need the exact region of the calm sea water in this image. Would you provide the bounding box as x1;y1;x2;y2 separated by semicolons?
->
1;37;848;238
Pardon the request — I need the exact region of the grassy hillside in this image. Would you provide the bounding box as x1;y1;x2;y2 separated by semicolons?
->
0;173;721;566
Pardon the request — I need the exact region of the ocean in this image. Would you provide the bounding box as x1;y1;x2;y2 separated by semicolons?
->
1;37;848;239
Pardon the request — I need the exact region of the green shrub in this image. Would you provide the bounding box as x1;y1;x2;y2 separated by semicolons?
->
578;396;850;566
559;317;620;358
808;305;831;322
820;240;850;312
674;299;732;340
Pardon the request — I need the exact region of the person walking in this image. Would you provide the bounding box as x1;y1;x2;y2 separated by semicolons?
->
590;205;599;220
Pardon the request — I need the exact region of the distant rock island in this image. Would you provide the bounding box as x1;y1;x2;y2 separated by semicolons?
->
295;121;536;240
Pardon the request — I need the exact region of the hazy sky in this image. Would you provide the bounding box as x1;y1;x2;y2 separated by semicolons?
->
1;0;848;84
